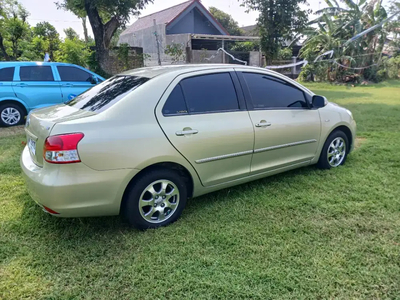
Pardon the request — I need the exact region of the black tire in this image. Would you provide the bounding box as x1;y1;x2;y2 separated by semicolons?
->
317;130;349;169
0;102;26;127
122;169;188;230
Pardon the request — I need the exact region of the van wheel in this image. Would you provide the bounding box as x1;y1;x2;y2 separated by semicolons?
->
317;130;349;169
123;169;188;230
0;103;25;127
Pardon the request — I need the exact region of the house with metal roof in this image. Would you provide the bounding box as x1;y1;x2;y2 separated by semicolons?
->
119;0;261;66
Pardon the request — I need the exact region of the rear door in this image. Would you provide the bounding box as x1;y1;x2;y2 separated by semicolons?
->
0;66;15;101
13;65;63;110
56;66;96;101
156;70;255;186
237;71;321;173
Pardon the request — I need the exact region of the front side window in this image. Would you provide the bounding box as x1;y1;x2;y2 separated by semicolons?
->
66;75;149;113
243;73;308;109
57;66;93;82
0;67;15;81
20;66;54;81
180;73;239;114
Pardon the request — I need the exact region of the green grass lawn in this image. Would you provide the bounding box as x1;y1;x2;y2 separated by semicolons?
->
1;81;400;299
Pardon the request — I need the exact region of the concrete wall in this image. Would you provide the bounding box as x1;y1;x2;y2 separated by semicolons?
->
249;51;261;67
191;49;223;64
99;47;144;75
119;24;166;55
119;29;191;66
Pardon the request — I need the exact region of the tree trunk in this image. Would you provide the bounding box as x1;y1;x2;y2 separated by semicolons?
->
81;16;89;44
84;0;120;74
0;33;10;61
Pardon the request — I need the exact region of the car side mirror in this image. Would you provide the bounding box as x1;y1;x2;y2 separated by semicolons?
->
312;95;327;108
89;75;98;85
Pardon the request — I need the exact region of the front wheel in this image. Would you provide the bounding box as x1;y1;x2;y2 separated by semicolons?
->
122;169;188;230
317;130;349;169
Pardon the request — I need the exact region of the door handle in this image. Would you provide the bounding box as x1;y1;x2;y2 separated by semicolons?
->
175;129;199;136
62;83;74;87
255;122;272;128
15;83;27;87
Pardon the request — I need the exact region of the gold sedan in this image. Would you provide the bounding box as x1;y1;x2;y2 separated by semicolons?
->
21;65;356;229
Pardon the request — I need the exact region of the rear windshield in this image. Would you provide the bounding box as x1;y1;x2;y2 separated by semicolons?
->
66;75;149;113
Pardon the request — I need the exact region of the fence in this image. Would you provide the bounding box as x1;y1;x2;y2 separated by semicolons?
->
268;57;303;79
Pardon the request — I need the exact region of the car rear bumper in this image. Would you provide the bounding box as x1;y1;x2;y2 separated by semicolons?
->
20;146;139;217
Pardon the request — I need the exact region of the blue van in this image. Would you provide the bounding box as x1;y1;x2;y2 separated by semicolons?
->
0;62;105;127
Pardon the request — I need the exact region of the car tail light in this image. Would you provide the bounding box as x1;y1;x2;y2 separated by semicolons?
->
43;133;84;164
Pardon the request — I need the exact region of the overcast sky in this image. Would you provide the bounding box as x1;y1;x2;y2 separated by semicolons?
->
20;0;389;39
19;0;332;39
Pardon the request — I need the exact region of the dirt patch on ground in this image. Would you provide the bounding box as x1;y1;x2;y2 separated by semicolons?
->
0;126;25;138
354;137;367;150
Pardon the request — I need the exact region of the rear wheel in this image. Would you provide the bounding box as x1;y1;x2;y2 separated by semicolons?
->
0;103;25;127
123;169;187;230
317;130;349;169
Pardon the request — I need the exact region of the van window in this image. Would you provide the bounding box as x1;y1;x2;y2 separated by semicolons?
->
20;66;54;81
57;66;93;82
66;75;149;113
0;67;15;81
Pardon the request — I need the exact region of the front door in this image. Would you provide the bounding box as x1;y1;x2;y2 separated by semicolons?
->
238;71;321;173
156;71;255;186
56;66;96;101
13;65;63;110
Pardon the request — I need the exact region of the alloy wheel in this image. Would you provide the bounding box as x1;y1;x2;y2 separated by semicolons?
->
327;137;346;167
1;107;21;126
138;179;180;224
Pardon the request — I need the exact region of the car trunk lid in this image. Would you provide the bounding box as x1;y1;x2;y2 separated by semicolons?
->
25;105;96;167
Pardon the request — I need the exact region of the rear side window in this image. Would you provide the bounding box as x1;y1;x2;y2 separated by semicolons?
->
0;67;14;81
57;66;92;82
66;75;149;113
243;73;308;109
20;66;54;81
180;73;239;114
162;84;188;116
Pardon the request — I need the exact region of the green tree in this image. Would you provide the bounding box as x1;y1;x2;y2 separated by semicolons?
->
64;27;80;40
56;0;153;75
33;21;61;60
209;7;243;36
241;0;310;63
387;0;400;53
0;0;29;60
55;37;91;66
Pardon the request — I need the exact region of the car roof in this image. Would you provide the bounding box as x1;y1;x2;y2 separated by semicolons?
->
0;61;83;67
120;64;279;79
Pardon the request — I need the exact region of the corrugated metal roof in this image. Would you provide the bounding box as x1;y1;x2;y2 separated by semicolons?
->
121;0;194;36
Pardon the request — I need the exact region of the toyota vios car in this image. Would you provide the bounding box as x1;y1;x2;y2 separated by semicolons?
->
21;65;356;229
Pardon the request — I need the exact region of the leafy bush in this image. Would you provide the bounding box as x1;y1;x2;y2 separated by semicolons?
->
55;38;91;67
385;56;400;79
